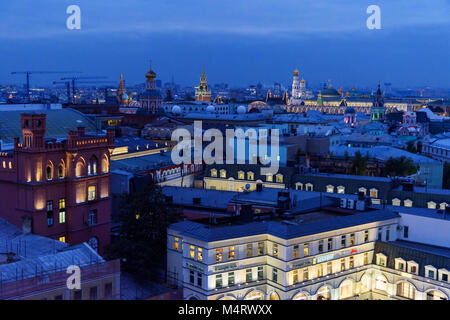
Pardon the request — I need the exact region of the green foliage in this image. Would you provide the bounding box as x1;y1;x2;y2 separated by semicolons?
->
105;183;181;281
383;156;418;177
351;151;368;175
406;141;417;154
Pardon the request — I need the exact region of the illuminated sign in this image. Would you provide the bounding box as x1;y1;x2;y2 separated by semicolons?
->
292;259;312;269
315;253;335;264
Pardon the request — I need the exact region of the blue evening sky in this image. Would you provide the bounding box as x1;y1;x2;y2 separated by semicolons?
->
1;0;449;88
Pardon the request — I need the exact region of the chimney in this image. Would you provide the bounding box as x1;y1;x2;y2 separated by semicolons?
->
22;215;32;235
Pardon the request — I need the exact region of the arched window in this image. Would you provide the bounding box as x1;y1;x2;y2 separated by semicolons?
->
339;279;354;299
88;156;98;176
269;292;280;300
375;275;387;292
244;290;264;300
46;163;53;180
316;286;331;300
88;237;99;252
292;292;308;300
101;154;109;173
58;161;65;179
427;201;436;209
397;281;415;299
75;158;86;177
427;290;447;300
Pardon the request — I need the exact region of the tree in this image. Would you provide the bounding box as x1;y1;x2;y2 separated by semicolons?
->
383;156;418;177
406;141;417;154
351;151;368;176
443;162;450;189
105;183;181;281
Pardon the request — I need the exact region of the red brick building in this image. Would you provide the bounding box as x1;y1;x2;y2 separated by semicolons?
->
0;113;114;254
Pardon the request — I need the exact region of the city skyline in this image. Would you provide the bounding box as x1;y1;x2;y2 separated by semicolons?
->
1;0;450;88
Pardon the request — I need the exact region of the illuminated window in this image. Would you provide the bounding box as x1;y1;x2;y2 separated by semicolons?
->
246;244;253;257
392;198;401;206
350;233;355;245
197;248;203;261
349;256;354;268
220;169;226;178
275;174;283;183
59;210;66;224
293;270;298;283
273;244;278;257
404;199;413;207
88;186;96;201
427;201;436;209
228;246;235;260
2;161;5;168
326;185;334;193
293;245;299;258
190;245;195;259
247;172;254;180
397;282;415;299
303;243;309;256
216;249;223;262
370;188;378;198
174;237;179;251
8;162;12;169
211;169;217;177
59;236;66;243
363;252;369;265
341;235;346;247
266;174;273;182
303;268;309;281
440;202;449;210
340;259;346;271
238;171;245;180
295;182;303;190
337;186;345;194
257;242;264;255
305;183;313;191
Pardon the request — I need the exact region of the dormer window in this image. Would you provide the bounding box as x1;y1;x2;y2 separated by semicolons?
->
404;199;413;207
395;258;406;271
220;169;226;178
407;261;418;275
211;169;217;177
238;171;244;180
425;265;437;280
392;198;401;206
247;172;254;180
376;253;387;267
370;188;378;198
427;201;436;209
275;174;283;183
337;186;345;194
326;185;334;193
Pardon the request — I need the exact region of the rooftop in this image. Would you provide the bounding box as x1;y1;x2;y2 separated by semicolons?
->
169;209;399;242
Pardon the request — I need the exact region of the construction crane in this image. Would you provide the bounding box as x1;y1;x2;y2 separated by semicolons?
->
11;71;81;102
52;81;72;103
60;76;108;102
54;80;115;104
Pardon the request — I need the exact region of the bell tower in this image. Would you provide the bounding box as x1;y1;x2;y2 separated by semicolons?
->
21;114;46;149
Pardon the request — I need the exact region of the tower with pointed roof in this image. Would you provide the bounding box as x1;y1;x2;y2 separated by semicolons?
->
370;83;386;122
195;66;211;102
141;63;162;113
117;73;129;106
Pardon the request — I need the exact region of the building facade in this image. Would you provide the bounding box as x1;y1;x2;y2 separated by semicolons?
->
0;113;114;254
